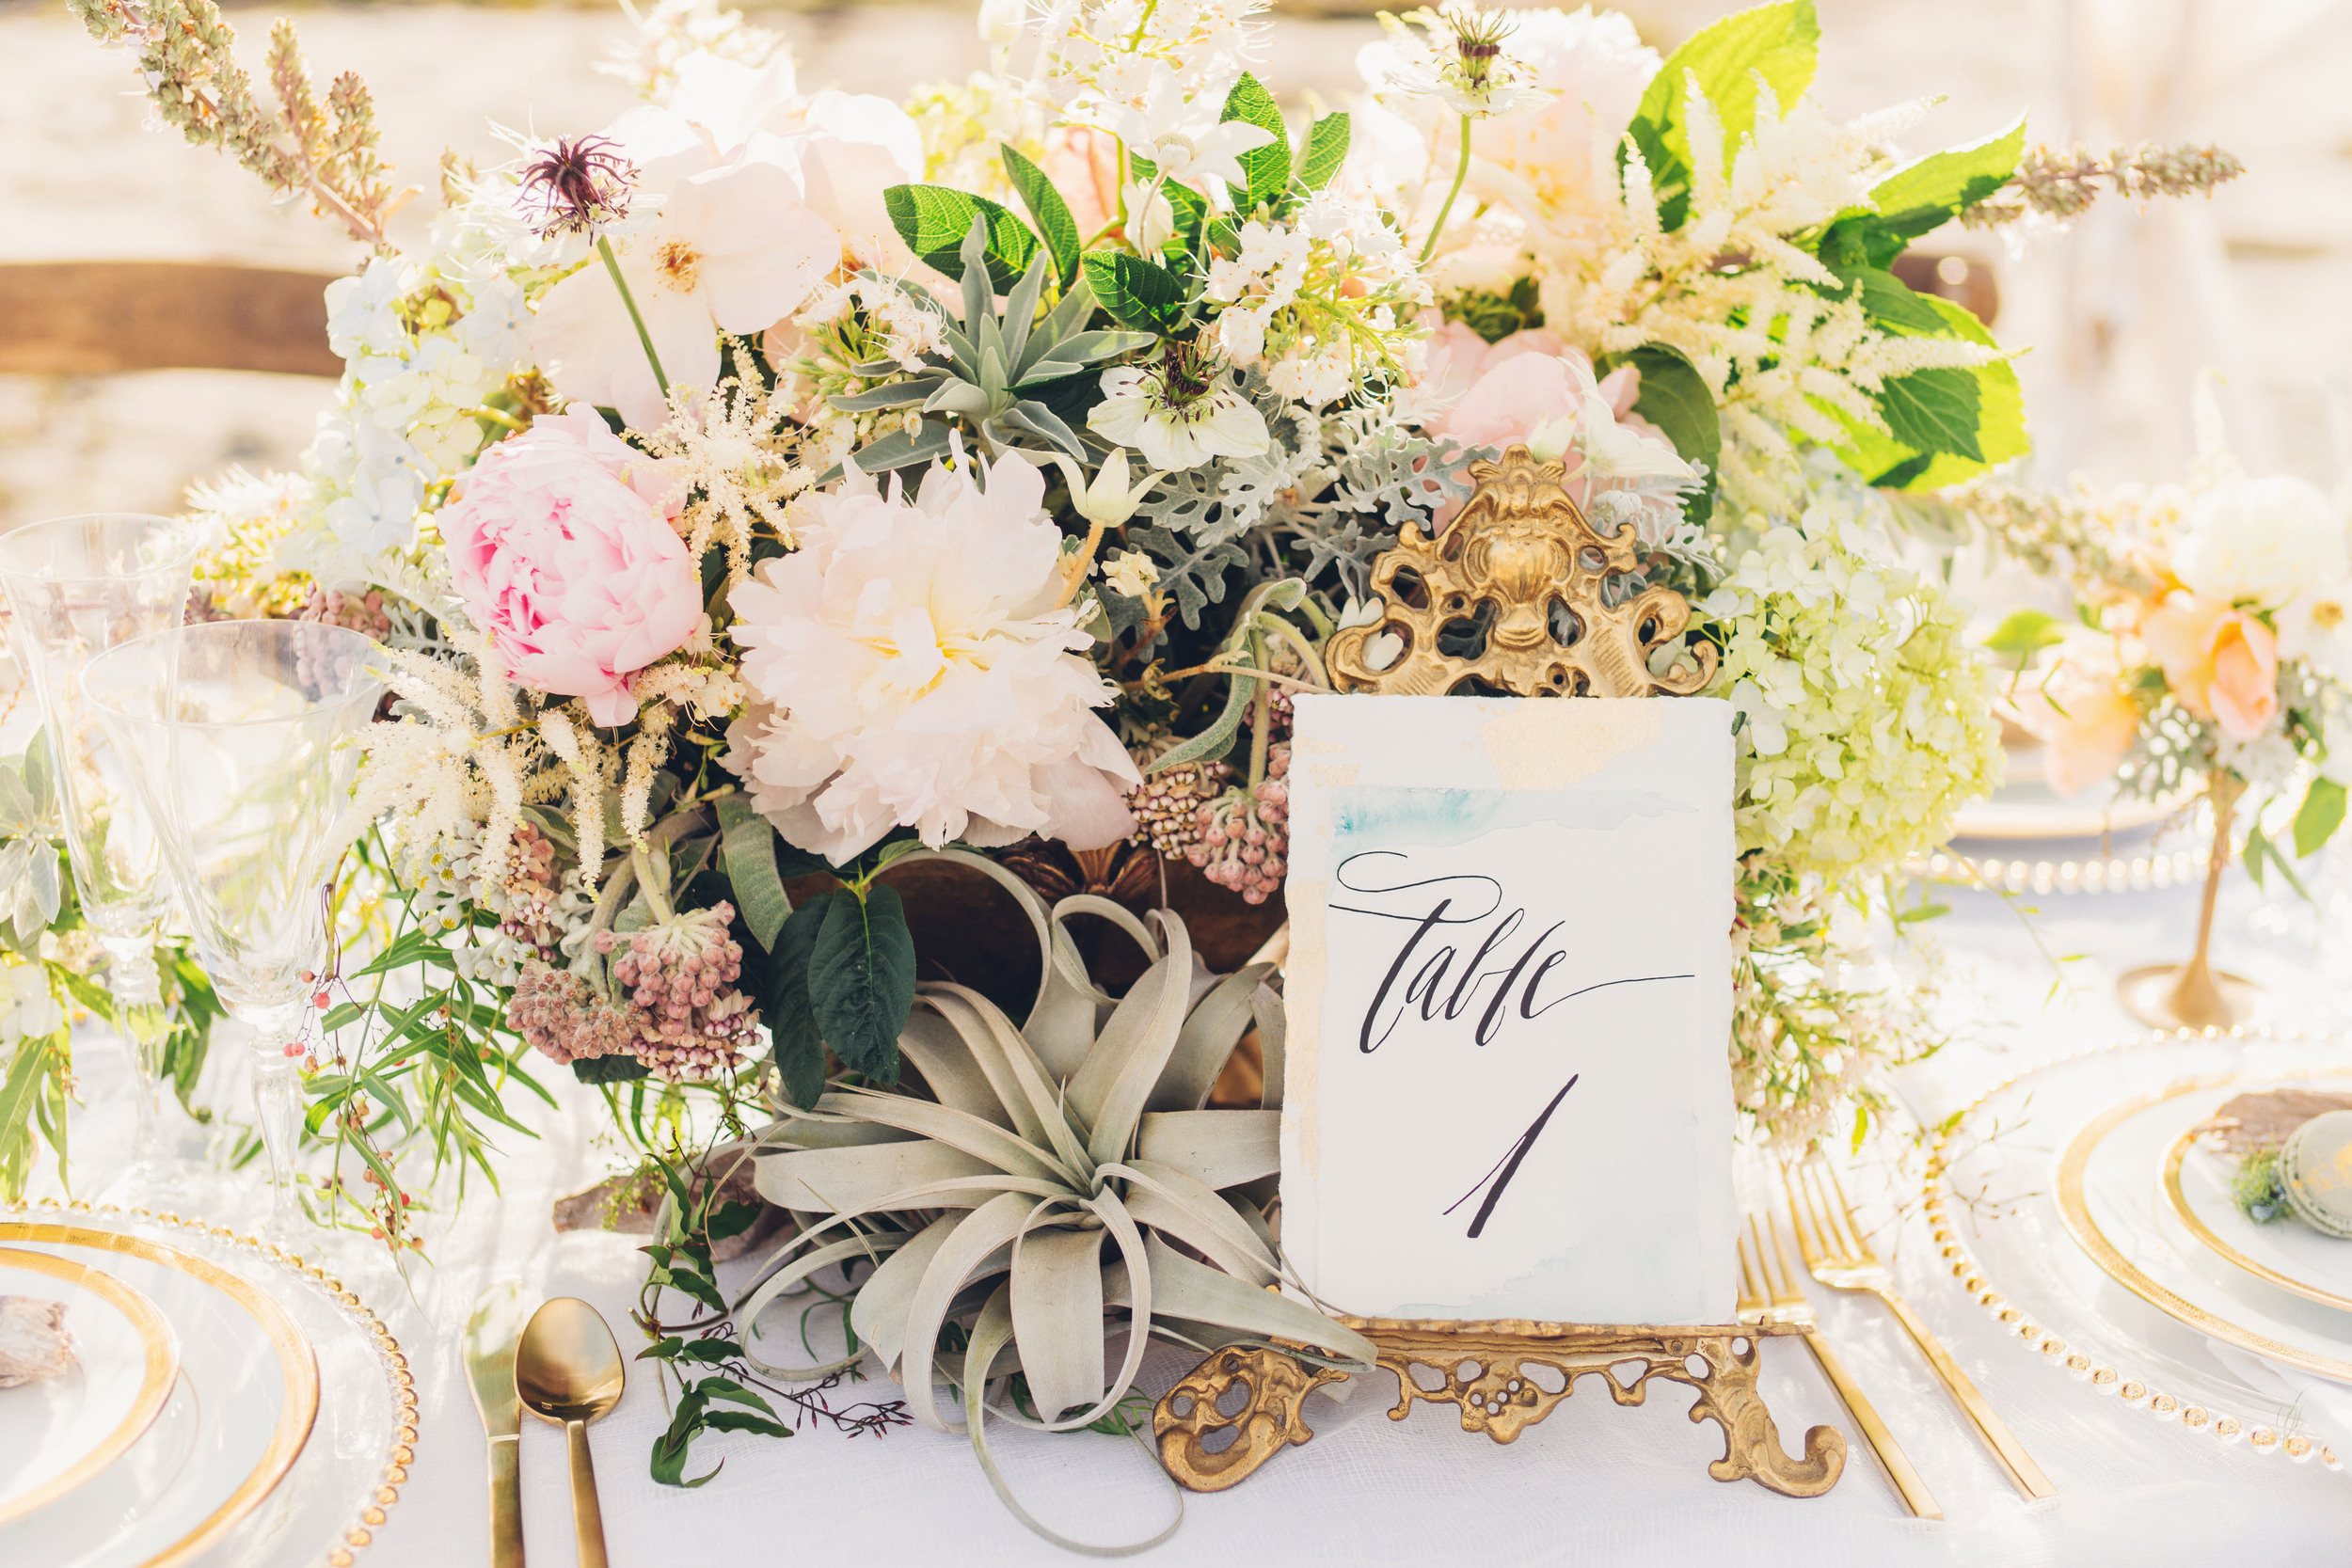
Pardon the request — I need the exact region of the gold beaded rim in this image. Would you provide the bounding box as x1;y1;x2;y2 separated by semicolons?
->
1924;1023;2344;1472
2;1198;414;1563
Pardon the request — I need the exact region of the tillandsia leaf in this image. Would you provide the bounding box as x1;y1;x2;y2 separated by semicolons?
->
993;400;1089;461
830;377;946;412
1008;1222;1109;1422
1134;1109;1280;1188
850;419;956;475
1112;1235;1377;1365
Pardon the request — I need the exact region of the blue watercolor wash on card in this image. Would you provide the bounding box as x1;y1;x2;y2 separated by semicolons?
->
1330;785;1683;858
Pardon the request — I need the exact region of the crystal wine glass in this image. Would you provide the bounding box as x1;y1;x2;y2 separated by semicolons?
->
0;514;199;1191
83;619;384;1237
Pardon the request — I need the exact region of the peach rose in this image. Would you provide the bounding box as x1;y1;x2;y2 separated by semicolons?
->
2143;592;2280;741
2007;634;2140;796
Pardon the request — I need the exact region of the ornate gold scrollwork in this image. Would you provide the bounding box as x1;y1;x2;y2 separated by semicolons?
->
1153;1346;1350;1492
1324;443;1717;699
1152;1321;1845;1498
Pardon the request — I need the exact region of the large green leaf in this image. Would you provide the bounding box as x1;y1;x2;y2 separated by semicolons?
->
1826;288;2026;489
1863;117;2026;261
717;792;790;952
1295;111;1350;192
882;185;1041;293
1080;249;1189;333
1877;366;1983;462
1601;343;1722;529
1219;71;1293;214
1624;0;1820;230
999;144;1081;285
757;894;832;1109
808;884;918;1082
2296;777;2348;859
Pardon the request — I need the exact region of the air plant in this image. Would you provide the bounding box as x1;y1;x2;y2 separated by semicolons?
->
732;851;1373;1538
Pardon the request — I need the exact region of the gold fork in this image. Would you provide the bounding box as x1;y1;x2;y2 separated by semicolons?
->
1739;1213;1943;1519
1785;1160;2056;1499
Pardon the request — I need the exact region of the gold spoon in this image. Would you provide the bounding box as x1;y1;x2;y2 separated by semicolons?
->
516;1297;626;1568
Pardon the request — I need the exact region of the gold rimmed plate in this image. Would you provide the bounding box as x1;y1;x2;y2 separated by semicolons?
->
2164;1120;2352;1323
0;1248;179;1526
2058;1073;2352;1385
0;1220;318;1568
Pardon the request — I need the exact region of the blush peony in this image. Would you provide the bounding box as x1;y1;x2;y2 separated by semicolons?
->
725;447;1140;863
439;409;705;726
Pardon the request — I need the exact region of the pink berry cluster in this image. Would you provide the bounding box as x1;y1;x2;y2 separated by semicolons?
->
299;583;395;639
509;962;642;1066
596;903;756;1083
1123;758;1232;861
496;823;564;954
1187;743;1291;904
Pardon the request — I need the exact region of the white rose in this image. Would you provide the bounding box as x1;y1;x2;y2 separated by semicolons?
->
2174;475;2347;608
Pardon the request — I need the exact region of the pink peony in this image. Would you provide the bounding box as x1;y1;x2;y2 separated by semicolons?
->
440;410;705;726
1415;327;1694;533
2143;592;2280;742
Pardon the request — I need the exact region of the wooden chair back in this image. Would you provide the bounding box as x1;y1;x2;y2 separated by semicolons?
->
0;261;345;378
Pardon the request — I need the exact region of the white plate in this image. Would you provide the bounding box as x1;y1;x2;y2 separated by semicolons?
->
0;1248;179;1526
0;1220;316;1568
0;1207;413;1568
2062;1073;2352;1384
2168;1124;2352;1323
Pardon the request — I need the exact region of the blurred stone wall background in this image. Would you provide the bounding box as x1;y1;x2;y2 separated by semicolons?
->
1;0;2347;533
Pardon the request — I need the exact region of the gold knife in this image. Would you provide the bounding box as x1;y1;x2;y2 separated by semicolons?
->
466;1280;529;1568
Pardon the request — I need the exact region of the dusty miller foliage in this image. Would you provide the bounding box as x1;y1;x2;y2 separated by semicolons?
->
1123;375;1486;632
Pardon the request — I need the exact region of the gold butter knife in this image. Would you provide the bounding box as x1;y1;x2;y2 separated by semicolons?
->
466;1280;530;1568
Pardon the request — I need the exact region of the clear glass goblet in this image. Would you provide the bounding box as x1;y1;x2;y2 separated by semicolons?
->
83;619;384;1238
0;514;199;1192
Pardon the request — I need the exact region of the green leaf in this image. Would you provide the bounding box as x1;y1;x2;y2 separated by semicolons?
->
1600;343;1721;528
882;185;1041;292
573;1054;650;1085
717;793;790;952
1624;0;1820;230
1982;607;2066;660
1080;249;1189;333
1827;292;2026;490
1878;366;1984;462
807;884;917;1082
759;894;832;1110
1219;71;1293;213
1295;111;1350;191
2246;824;2313;903
2296;776;2348;858
999;144;1081;285
1862;116;2026;261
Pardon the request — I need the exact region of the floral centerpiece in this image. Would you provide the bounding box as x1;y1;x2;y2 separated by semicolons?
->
1954;377;2352;1027
13;0;2242;1516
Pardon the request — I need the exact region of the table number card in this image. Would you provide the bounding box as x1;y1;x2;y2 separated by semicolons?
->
1279;693;1737;1325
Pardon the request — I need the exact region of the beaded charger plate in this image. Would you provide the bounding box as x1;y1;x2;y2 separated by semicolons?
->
1927;1028;2352;1470
0;1202;417;1567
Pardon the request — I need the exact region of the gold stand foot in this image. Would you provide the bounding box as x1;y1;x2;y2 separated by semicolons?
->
1152;1322;1846;1498
2116;963;2267;1031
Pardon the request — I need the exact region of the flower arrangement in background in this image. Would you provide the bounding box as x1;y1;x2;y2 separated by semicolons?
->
39;0;2248;1504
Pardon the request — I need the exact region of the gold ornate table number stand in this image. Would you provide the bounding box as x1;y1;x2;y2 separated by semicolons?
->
1155;1321;1845;1497
1155;448;1844;1500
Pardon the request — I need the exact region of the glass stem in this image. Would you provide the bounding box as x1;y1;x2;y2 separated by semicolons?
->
98;930;168;1176
245;998;310;1239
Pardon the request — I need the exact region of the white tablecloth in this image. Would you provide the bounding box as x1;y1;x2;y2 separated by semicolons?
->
49;864;2352;1568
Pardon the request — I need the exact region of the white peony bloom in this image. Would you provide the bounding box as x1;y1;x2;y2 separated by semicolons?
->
2172;474;2348;609
725;447;1140;863
2278;579;2352;677
1089;358;1271;470
531;127;840;431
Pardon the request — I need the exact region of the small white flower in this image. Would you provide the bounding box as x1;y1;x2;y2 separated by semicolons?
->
1099;62;1277;188
1216;304;1267;364
1088;355;1271;471
1102;548;1160;597
1045;446;1167;529
2278;579;2352;677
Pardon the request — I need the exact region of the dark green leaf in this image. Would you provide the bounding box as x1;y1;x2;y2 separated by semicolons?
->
1878;366;1984;462
1219;71;1292;213
700;1410;793;1437
1295;111;1350;191
807;884;916;1081
2296;776;2348;858
1080;249;1189;332
1837;264;1948;334
717;793;791;952
755;894;833;1110
1601;343;1721;529
1000;144;1082;284
573;1054;650;1085
882;185;1040;292
651;1386;721;1488
1624;0;1820;230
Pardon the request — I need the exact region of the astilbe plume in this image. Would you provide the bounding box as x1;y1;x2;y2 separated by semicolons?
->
1189;744;1291;903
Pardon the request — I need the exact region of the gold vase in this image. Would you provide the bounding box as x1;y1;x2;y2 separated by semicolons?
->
2117;769;2267;1030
